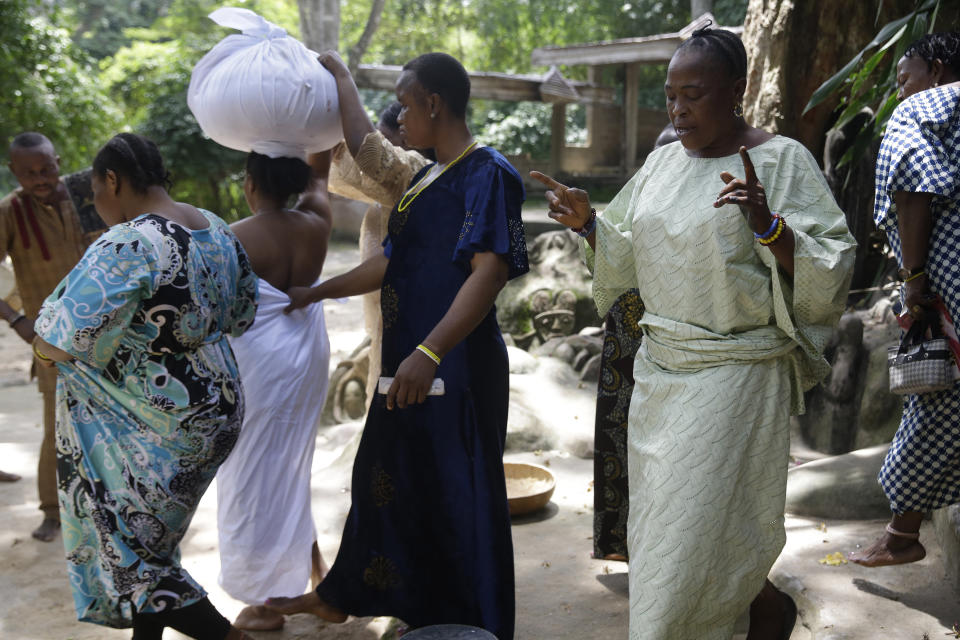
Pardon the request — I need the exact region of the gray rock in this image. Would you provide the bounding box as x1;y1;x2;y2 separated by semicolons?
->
785;444;891;519
507;345;538;374
933;504;960;594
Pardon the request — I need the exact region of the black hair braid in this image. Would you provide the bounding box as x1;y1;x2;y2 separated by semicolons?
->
245;152;311;205
677;25;748;79
93;133;171;193
904;31;960;77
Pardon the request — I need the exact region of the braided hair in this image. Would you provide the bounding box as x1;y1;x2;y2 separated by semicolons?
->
245;152;311;204
903;31;960;77
93;133;171;193
675;25;747;80
402;52;471;119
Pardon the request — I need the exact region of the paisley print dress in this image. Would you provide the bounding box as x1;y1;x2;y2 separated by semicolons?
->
35;210;258;628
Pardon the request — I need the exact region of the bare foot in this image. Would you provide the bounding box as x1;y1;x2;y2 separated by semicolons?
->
32;517;60;542
0;470;21;482
849;531;926;567
263;592;347;623
234;605;285;631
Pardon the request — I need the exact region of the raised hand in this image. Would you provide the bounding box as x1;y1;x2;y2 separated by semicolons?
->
317;50;350;79
529;171;593;230
715;146;773;234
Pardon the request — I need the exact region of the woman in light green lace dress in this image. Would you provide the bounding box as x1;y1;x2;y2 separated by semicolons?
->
532;28;855;640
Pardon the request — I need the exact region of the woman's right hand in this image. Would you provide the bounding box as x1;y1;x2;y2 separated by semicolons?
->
903;274;935;320
529;171;592;230
284;286;321;314
318;50;350;80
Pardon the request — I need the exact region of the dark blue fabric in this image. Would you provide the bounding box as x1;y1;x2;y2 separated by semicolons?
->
318;147;527;639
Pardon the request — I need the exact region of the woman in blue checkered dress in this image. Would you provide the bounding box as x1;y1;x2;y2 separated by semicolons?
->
851;32;960;567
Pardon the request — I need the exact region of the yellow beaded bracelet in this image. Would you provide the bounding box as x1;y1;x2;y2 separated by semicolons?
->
758;216;785;246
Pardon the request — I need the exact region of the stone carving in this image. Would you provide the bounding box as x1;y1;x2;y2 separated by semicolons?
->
497;230;600;349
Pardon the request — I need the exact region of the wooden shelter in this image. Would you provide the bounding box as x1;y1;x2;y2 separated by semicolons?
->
530;13;742;178
351;14;741;183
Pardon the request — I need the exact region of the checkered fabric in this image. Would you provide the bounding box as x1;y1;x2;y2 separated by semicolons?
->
875;85;960;514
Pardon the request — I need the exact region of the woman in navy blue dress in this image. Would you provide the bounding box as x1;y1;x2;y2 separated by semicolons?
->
269;52;527;639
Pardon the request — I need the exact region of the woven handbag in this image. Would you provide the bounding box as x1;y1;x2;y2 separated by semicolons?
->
888;317;955;395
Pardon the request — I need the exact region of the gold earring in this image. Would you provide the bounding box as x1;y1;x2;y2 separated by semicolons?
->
734;102;744;118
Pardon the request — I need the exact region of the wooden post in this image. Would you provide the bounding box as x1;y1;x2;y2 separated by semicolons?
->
550;103;566;175
624;62;640;171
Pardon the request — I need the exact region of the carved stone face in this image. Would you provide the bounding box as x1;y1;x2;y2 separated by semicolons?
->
531;289;577;340
341;379;367;420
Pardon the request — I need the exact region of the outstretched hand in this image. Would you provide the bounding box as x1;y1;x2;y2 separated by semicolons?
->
715;146;773;234
529;171;592;230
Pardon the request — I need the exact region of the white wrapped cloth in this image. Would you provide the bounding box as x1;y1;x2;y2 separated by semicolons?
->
217;279;330;603
188;7;342;160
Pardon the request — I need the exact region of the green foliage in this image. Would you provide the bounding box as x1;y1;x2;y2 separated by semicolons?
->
96;0;301;220
804;0;946;169
0;0;121;193
1;0;751;200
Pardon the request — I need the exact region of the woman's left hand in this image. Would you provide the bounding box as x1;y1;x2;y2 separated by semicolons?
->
715;146;773;233
385;349;438;410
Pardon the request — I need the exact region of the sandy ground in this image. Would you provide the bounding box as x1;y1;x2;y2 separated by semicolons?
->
1;241;958;640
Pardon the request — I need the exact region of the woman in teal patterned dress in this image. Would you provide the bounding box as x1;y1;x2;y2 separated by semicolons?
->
33;134;258;640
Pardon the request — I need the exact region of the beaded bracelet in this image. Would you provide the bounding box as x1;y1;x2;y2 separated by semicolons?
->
754;214;782;241
758;216;786;246
416;344;442;366
572;209;597;238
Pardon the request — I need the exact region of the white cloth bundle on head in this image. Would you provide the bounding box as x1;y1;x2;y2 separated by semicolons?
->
187;7;342;160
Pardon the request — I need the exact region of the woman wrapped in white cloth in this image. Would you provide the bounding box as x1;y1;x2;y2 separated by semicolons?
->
531;27;855;640
216;150;333;631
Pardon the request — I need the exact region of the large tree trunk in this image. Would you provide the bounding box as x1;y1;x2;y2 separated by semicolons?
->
741;0;917;158
298;0;340;52
346;0;387;74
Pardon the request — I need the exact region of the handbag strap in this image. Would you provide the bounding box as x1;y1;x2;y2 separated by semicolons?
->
897;314;933;357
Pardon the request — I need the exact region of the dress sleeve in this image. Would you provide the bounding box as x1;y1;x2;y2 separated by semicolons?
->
582;166;646;317
228;235;259;337
34;226;158;371
874;90;960;230
452;158;529;280
761;141;857;410
354;130;432;208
